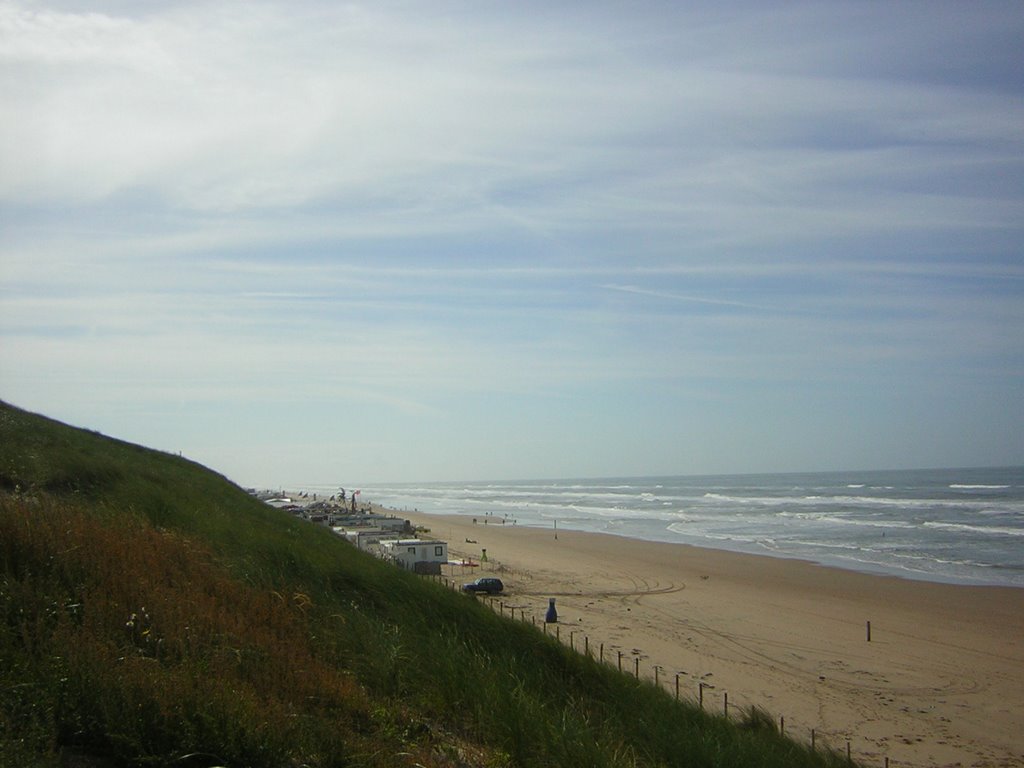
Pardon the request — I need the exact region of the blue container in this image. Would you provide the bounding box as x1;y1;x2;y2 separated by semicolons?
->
545;598;558;623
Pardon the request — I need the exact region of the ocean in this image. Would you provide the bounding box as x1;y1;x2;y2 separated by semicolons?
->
339;467;1024;588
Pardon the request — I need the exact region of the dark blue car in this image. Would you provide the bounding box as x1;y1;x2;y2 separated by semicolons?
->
461;577;504;595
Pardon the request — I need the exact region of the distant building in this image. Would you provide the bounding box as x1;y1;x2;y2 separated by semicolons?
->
332;514;408;532
337;528;392;551
379;539;448;575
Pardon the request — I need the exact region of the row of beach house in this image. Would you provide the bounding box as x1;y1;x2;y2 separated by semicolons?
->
332;514;449;574
254;490;449;575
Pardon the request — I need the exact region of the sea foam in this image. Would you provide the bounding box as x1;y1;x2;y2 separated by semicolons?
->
353;467;1024;587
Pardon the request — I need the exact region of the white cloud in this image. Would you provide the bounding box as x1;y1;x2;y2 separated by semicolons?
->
4;1;1018;225
2;0;1022;480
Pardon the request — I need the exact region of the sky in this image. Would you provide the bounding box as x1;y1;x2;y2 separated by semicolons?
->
1;1;1023;486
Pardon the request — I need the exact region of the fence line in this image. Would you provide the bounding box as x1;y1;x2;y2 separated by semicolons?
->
431;566;885;766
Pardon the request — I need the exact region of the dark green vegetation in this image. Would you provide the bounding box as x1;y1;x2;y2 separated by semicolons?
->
1;401;857;767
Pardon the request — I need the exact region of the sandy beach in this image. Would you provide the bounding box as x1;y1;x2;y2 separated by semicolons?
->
373;505;1024;768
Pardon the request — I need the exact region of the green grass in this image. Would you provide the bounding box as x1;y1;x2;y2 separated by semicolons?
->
0;400;858;767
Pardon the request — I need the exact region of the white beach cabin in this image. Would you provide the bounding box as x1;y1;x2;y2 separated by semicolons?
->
336;528;392;552
380;539;448;575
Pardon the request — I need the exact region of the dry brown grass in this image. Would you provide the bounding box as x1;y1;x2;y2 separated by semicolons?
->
0;495;438;767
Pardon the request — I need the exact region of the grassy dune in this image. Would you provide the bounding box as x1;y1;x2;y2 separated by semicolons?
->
0;401;855;767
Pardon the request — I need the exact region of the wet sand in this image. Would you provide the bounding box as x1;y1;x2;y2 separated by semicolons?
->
378;506;1024;768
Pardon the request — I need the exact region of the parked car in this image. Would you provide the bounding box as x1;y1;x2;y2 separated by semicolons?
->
461;577;504;595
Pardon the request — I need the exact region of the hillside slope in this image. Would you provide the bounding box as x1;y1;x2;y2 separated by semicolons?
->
0;401;854;767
